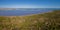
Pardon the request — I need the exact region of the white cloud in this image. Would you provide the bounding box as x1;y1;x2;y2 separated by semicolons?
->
0;5;40;8
0;5;60;8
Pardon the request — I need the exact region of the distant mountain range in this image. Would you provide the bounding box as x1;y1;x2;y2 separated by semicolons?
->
0;8;16;10
0;8;60;10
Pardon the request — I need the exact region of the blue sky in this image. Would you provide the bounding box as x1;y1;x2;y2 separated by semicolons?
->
0;0;60;8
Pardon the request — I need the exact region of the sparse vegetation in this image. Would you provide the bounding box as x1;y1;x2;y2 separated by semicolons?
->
0;10;60;30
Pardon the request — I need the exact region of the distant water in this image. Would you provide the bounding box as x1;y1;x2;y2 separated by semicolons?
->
0;8;60;16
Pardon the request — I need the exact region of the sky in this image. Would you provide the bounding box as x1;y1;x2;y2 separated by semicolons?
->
0;0;60;8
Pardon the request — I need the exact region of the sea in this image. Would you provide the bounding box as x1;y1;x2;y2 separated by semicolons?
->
0;8;60;16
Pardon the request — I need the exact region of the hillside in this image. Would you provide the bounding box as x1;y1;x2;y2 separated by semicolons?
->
0;10;60;30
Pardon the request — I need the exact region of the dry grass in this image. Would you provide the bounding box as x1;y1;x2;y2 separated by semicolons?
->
0;10;60;30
